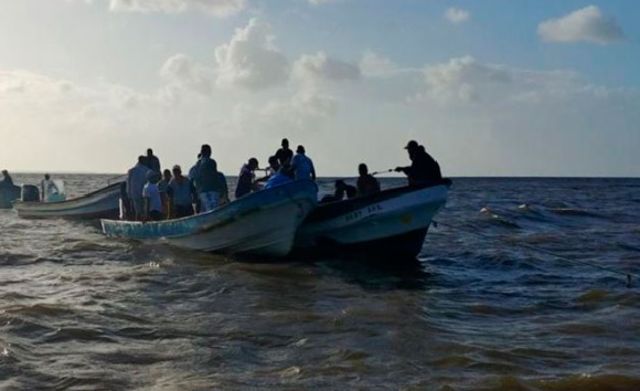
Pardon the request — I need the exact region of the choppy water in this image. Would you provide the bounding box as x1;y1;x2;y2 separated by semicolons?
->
1;174;640;390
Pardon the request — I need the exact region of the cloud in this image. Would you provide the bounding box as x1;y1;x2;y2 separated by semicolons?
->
108;0;246;16
307;0;340;5
293;51;360;83
444;7;470;24
159;54;213;96
359;50;396;76
538;5;624;44
214;18;289;90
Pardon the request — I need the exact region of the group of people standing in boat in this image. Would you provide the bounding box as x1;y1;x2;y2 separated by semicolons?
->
122;138;442;222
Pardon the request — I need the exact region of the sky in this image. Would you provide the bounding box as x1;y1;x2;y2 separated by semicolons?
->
0;0;638;176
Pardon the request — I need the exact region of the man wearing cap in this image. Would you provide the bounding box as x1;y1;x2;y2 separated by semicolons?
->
395;140;442;186
291;145;316;182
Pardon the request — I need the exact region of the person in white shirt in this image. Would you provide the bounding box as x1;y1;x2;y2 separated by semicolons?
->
142;171;163;221
291;145;316;181
40;174;59;202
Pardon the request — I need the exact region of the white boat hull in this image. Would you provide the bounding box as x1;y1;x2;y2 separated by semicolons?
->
14;183;121;219
101;180;318;257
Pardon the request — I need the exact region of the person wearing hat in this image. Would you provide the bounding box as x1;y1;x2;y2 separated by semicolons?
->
395;140;442;186
142;170;164;221
127;155;151;220
291;145;316;182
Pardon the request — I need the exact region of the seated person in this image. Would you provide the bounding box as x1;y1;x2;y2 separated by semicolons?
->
264;164;294;190
256;156;280;183
321;180;357;203
356;163;381;196
142;171;164;221
235;158;259;199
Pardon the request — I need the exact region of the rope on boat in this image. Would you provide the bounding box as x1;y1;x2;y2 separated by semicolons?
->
431;220;638;288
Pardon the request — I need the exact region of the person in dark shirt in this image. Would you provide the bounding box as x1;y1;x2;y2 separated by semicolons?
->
356;163;380;196
235;158;259;199
395;140;442;186
192;144;224;212
274;138;293;166
145;148;161;173
167;165;195;218
0;170;13;188
321;180;357;203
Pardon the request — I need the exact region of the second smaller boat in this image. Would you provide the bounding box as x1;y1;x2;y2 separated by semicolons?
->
13;182;122;219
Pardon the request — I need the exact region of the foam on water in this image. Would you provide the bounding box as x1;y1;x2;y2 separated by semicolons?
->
1;174;639;390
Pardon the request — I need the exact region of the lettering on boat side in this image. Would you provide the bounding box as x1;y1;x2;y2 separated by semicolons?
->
344;204;383;223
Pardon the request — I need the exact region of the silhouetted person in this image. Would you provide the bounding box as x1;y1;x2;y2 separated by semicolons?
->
145;148;161;173
168;165;195;218
291;145;316;181
321;180;357;203
275;138;293;166
191;144;224;212
0;170;13;188
395;140;442;186
235;158;259;199
127;156;151;220
257;156;280;184
357;163;380;196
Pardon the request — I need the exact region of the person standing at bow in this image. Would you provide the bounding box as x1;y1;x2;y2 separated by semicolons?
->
395;140;442;186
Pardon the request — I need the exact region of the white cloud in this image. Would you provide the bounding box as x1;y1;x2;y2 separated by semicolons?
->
214;18;290;90
359;50;395;76
307;0;339;5
444;7;470;24
538;5;624;44
159;54;213;96
293;51;360;83
108;0;245;17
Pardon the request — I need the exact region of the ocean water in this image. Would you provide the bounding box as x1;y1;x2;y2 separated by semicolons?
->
1;174;640;390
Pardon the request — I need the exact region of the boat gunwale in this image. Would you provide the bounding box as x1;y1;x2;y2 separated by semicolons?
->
307;178;451;222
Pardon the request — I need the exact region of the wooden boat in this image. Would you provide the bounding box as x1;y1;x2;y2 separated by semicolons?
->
0;185;21;209
14;182;122;219
295;179;451;259
101;180;318;257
